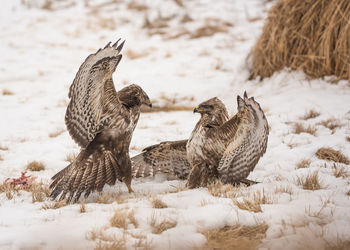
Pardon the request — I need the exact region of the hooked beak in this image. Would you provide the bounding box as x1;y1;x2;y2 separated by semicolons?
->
146;102;152;108
193;106;199;113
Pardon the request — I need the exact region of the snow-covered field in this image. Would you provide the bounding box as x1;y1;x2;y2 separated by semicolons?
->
1;0;350;249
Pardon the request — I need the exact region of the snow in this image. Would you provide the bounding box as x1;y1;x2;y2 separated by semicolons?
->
1;0;350;249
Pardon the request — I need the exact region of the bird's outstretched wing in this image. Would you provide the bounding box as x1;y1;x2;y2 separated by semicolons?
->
217;93;269;184
131;140;190;180
65;39;125;148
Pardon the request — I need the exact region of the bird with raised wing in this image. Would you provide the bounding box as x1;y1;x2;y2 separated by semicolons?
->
50;39;152;203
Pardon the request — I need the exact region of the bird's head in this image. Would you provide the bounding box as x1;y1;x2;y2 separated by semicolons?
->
194;97;227;116
118;84;152;108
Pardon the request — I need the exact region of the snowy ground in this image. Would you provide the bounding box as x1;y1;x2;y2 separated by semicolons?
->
1;0;350;249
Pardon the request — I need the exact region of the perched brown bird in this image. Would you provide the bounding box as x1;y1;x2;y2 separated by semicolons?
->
132;92;268;188
50;39;152;203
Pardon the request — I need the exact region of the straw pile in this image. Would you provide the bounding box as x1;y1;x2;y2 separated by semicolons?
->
248;0;350;82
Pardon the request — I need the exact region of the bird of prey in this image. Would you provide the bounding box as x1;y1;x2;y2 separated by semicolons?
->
50;39;152;203
131;93;268;188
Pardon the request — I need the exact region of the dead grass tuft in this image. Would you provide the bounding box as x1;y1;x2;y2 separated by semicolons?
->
208;181;243;199
346;136;350;142
80;201;86;213
110;208;128;229
233;199;262;213
0;146;8;151
127;2;148;11
302;110;320;120
297;171;322;190
31;182;50;203
274;185;293;195
233;189;273;213
249;0;350;82
296;159;311;169
49;129;65;138
125;49;150;60
2;89;14;95
128;210;139;228
316;147;350;164
26;161;45;171
294;123;316;135
151;218;177;234
87;229;126;250
319;118;342;133
190;23;228;39
332;164;347;178
152;198;168;209
203;224;268;250
41;200;67;209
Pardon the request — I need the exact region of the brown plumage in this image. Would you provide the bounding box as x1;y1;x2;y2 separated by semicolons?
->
50;39;152;203
131;93;268;188
186;92;269;188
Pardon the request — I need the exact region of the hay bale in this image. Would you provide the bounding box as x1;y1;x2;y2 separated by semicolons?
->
248;0;350;82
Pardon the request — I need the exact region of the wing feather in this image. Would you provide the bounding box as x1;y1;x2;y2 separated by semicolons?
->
131;140;190;180
65;40;124;148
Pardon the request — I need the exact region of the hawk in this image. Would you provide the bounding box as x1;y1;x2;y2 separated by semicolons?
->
131;93;268;188
50;39;152;203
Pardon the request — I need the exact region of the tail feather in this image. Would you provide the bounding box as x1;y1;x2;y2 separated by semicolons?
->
50;139;126;203
105;153;116;185
96;158;106;192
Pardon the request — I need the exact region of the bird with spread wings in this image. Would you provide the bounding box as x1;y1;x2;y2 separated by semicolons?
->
50;39;152;203
131;92;268;188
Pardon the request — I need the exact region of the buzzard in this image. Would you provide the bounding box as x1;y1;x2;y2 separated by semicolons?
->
131;93;268;188
50;39;152;203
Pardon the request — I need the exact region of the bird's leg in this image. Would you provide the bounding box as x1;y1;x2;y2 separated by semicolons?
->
126;183;134;193
123;177;134;193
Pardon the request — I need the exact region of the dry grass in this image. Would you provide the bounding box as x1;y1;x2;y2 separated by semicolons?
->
233;199;262;213
293;123;316;135
274;185;293;195
152;198;168;209
110;208;128;229
31;182;50;203
26;161;45;171
80;201;86;213
2;89;14;95
208;181;243;199
96;192;126;204
125;49;150;60
302;110;320;120
65;152;77;163
332;164;347;178
41;200;67;209
127;210;139;228
346;136;350;142
149;212;177;234
0;145;8;151
249;0;350;82
127;1;148;11
87;229;126;250
190;23;229;39
316;147;350;164
296;159;311;169
319;118;342;133
203;224;268;250
233;189;273;213
49;129;65;138
297;171;322;190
